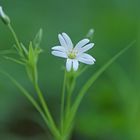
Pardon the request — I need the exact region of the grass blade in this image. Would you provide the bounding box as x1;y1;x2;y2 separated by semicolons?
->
3;56;25;65
66;40;136;130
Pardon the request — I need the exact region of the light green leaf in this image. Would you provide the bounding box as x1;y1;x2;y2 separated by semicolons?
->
75;65;88;78
66;40;136;131
3;56;25;65
28;42;34;60
20;43;28;56
33;28;43;48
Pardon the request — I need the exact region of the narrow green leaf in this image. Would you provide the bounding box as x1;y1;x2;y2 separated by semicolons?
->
3;56;25;65
20;43;28;55
28;42;35;64
33;28;43;47
28;42;34;59
13;44;20;52
76;65;88;78
67;40;136;131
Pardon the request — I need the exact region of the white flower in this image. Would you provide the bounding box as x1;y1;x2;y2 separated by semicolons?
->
52;33;96;72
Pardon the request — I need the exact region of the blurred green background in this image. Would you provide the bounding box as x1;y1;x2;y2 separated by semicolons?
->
0;0;139;140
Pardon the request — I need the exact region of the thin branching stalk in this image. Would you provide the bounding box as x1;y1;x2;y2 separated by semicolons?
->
31;61;60;138
62;72;76;139
7;24;61;139
8;24;23;54
34;81;60;137
60;70;67;134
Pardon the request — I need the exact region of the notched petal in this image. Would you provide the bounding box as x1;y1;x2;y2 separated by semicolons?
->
75;39;90;50
52;46;66;52
66;59;72;71
72;60;79;71
52;51;67;58
79;43;94;53
58;34;67;47
62;33;73;49
78;54;95;65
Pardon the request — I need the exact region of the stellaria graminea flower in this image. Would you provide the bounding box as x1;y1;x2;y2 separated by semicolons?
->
52;33;96;72
0;6;10;25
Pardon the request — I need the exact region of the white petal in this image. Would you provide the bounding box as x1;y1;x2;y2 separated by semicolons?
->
78;57;95;65
58;34;67;47
75;39;90;50
79;53;96;62
52;46;66;52
72;59;79;71
79;43;94;53
78;53;95;65
0;6;2;15
0;6;5;17
52;51;67;58
66;59;72;71
62;33;73;49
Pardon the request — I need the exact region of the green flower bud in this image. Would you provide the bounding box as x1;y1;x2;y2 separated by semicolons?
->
86;28;94;39
0;6;10;25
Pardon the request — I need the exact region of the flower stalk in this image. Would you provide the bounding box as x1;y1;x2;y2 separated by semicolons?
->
7;24;23;54
60;70;67;134
0;5;135;140
59;71;77;140
34;81;60;138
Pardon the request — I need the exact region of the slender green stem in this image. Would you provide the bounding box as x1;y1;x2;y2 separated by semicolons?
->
7;23;60;139
63;72;76;138
8;24;22;53
32;64;60;138
65;73;76;117
65;81;71;121
60;71;76;140
66;89;71;118
34;81;60;138
61;70;67;134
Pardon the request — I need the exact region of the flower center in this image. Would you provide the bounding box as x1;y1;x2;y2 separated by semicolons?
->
68;50;77;59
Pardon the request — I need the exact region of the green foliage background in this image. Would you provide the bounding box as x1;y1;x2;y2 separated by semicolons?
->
0;0;139;140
